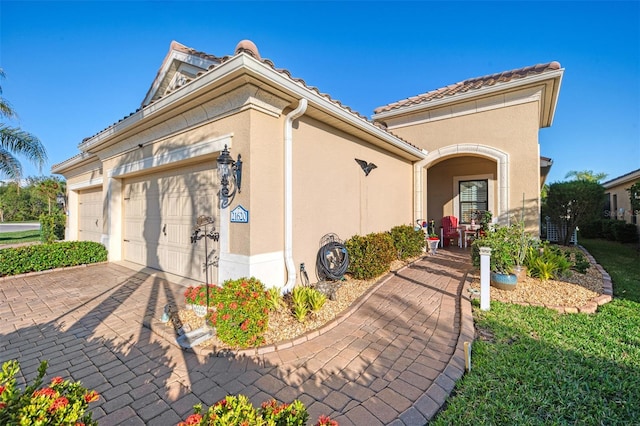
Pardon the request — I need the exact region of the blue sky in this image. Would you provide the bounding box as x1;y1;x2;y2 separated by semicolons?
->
1;1;638;184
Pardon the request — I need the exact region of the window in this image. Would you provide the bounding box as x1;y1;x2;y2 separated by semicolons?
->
459;180;488;223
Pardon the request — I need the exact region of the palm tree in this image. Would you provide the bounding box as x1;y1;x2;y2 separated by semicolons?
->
564;169;608;183
0;68;48;179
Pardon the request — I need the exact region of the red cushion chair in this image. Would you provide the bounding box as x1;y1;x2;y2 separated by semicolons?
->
441;216;459;247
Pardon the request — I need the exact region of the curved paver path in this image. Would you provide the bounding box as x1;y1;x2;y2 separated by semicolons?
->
0;249;474;425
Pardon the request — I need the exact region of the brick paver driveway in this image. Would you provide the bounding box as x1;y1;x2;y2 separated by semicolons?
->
0;250;474;425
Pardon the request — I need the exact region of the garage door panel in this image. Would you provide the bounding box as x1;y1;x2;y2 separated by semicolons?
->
78;187;103;243
123;163;218;283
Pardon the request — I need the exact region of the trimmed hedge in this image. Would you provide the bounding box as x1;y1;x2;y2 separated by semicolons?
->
345;232;396;280
0;241;108;277
390;224;425;260
579;219;639;243
39;213;66;243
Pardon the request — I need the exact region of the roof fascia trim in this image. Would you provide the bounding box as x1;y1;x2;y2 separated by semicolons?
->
51;152;99;175
240;56;426;160
603;169;640;189
141;49;218;107
80;53;426;161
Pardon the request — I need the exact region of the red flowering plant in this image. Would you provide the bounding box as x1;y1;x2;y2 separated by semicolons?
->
184;284;218;306
178;395;337;425
0;360;99;425
206;277;270;348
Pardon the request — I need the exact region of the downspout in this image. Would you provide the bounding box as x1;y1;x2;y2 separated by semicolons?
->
284;98;308;292
413;150;430;224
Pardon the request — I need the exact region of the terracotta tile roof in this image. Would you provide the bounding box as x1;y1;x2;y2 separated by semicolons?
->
374;61;562;114
82;40;420;151
168;40;222;63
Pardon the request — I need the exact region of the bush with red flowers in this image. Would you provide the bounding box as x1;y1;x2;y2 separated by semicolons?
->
184;284;218;306
0;360;99;425
178;394;337;425
206;277;270;348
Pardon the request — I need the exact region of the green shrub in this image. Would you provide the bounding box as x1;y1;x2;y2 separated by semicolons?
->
613;222;639;243
291;286;310;322
0;360;100;426
207;277;270;348
345;232;396;280
578;219;605;239
389;224;425;260
179;394;336;426
266;286;284;312
573;251;590;274
471;224;534;274
524;243;572;281
39;213;66;243
306;287;327;312
0;241;107;277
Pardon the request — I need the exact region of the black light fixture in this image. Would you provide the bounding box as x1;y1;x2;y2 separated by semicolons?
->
56;192;66;209
216;144;242;208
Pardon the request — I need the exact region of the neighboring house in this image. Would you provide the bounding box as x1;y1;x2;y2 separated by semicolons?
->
52;40;564;289
602;168;640;228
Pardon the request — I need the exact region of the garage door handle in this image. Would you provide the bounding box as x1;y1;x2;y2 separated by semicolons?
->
95;219;99;227
162;224;167;236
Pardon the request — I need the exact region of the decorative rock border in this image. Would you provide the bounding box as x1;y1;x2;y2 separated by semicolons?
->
469;245;613;314
146;264;403;358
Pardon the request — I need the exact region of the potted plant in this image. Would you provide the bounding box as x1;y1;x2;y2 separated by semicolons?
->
511;220;530;281
477;210;493;237
426;219;440;254
471;225;519;290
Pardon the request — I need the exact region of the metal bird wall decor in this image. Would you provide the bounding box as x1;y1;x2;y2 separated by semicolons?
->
355;158;377;176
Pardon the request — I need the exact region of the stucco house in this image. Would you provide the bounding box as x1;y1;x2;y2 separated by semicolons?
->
602;168;640;229
52;40;564;289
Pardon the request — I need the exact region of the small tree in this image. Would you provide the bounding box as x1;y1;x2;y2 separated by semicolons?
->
545;180;606;245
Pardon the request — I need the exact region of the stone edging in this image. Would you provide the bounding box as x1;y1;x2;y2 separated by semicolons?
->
147;258;426;357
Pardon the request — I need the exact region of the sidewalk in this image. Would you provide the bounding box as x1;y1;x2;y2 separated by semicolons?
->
0;249;474;425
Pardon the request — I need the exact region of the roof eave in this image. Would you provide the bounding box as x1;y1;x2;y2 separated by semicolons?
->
372;68;565;129
78;53;426;162
51;152;98;175
602;169;640;189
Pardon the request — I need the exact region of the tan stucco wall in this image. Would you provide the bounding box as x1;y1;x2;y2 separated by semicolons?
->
605;180;640;227
388;101;542;232
289;115;413;273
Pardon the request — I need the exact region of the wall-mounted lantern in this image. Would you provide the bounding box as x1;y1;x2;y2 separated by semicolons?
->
56;193;67;210
216;144;242;208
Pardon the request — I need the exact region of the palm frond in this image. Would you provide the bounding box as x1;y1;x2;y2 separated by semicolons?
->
0;98;15;119
0;125;47;175
0;148;22;179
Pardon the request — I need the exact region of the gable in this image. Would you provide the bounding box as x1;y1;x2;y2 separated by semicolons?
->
141;41;221;107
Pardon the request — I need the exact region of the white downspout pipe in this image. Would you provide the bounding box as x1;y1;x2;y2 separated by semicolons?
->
413;151;430;224
284;98;308;292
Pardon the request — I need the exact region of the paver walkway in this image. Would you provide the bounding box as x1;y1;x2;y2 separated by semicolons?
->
0;249;474;425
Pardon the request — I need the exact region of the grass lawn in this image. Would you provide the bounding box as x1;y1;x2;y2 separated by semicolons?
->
431;239;640;425
0;229;41;245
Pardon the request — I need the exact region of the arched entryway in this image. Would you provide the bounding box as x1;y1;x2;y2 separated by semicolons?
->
415;144;509;229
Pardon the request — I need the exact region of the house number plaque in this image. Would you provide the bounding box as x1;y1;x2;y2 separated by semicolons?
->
230;205;249;223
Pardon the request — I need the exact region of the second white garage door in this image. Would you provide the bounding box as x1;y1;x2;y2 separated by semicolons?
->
78;187;103;243
123;163;218;283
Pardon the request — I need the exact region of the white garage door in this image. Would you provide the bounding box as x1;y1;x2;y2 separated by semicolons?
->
78;187;103;243
123;163;218;283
